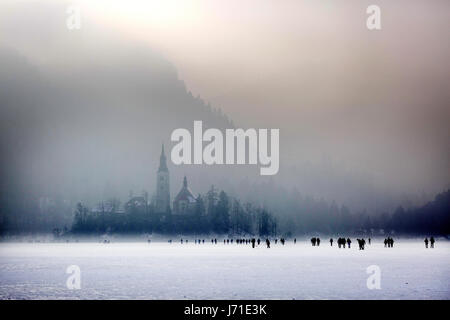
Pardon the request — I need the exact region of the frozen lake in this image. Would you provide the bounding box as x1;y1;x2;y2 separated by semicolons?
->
0;239;449;299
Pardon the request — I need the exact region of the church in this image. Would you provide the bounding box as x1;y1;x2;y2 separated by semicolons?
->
154;144;196;215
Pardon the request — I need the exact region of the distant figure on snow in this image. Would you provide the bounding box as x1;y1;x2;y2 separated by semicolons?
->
266;239;271;248
347;238;351;248
317;238;320;246
424;238;429;248
430;237;435;248
330;238;333;246
357;239;365;250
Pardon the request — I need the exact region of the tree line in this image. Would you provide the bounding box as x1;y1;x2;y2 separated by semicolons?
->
71;187;277;236
269;189;450;236
1;187;449;236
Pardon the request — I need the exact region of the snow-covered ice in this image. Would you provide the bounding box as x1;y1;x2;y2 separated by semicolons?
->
0;239;449;299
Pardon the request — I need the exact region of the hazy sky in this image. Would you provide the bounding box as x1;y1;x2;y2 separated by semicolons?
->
1;0;449;206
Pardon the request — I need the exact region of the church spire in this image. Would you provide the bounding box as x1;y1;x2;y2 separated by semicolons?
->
155;143;170;213
158;143;168;172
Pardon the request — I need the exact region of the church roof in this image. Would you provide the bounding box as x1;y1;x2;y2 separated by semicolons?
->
174;176;196;203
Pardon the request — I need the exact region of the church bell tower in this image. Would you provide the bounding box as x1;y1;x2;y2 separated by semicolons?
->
155;144;170;213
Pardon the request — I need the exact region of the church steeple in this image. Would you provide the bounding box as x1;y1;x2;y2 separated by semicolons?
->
158;144;168;172
155;143;170;213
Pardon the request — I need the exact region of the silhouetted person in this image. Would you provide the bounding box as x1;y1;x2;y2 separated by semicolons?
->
257;238;261;245
251;238;256;248
317;238;320;246
384;238;387;247
330;238;333;246
266;239;270;248
430;237;435;248
347;238;351;248
294;238;297;244
368;238;371;245
311;238;316;246
424;238;429;248
181;239;183;244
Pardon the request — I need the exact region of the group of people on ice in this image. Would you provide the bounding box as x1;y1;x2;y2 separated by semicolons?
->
310;237;321;246
170;236;437;249
424;237;435;248
335;237;351;248
328;237;371;249
383;237;395;247
356;238;367;250
176;237;291;249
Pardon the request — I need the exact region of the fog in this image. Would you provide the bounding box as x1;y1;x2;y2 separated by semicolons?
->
0;1;449;230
